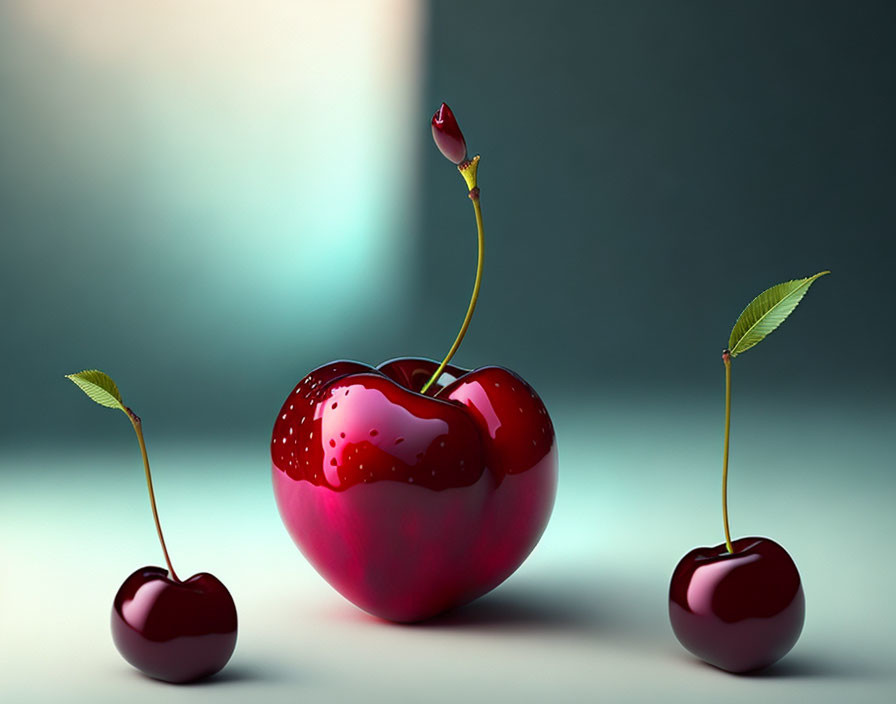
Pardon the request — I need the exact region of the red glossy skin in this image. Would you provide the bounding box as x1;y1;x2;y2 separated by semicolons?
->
111;566;238;683
669;537;805;673
271;357;558;622
431;103;467;164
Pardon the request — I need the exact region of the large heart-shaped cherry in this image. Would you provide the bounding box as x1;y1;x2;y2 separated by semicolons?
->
271;357;558;622
112;566;238;683
669;537;805;673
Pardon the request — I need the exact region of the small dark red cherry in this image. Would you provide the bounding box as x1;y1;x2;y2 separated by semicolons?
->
668;279;825;673
65;370;240;683
431;102;467;164
112;567;238;683
669;537;805;673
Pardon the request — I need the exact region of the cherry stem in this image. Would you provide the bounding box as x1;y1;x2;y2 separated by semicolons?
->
721;350;734;554
420;164;484;395
125;408;180;582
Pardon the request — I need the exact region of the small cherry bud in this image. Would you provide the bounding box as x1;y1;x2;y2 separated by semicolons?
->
431;103;467;164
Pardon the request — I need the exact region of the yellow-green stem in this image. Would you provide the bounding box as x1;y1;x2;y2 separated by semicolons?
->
420;176;484;395
126;410;180;581
722;352;734;554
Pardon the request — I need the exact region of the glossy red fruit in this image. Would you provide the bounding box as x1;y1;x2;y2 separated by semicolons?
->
271;357;558;622
431;103;468;164
112;566;238;683
669;537;805;673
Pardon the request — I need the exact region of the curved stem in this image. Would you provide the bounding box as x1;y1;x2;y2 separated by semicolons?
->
420;186;484;395
126;409;180;581
721;352;734;554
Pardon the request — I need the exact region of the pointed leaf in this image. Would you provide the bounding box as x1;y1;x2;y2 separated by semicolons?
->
65;369;125;411
728;271;829;357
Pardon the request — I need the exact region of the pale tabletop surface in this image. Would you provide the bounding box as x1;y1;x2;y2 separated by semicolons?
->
2;398;894;703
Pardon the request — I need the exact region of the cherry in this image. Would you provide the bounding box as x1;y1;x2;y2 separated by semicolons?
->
668;274;826;672
270;105;558;621
669;537;805;673
66;370;238;682
272;357;557;622
112;568;238;683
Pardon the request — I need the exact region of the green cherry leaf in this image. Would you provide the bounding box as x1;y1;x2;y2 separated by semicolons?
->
727;271;829;357
65;369;126;411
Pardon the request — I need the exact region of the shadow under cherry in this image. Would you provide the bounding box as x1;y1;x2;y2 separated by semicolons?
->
739;654;889;681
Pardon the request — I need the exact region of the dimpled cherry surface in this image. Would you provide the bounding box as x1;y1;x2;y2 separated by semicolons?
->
669;537;805;673
112;566;238;683
271;357;558;622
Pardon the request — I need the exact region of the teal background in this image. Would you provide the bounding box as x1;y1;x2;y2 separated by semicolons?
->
2;0;894;446
2;1;895;701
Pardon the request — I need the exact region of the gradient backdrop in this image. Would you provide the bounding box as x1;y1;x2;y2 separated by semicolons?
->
2;1;894;702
